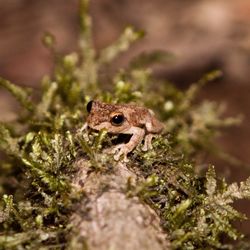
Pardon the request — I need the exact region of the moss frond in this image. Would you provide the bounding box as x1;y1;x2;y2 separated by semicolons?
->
0;78;33;111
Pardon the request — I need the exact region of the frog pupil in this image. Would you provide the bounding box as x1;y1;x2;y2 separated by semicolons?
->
87;100;93;113
111;114;124;125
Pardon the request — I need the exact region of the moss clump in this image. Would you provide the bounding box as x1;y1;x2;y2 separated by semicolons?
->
0;0;250;249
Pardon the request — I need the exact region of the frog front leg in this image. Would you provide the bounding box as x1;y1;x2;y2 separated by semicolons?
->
142;134;153;151
112;127;145;162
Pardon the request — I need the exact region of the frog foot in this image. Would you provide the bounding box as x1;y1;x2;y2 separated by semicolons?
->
111;144;129;162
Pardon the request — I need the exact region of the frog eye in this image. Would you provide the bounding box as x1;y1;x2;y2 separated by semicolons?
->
87;100;93;113
111;113;124;126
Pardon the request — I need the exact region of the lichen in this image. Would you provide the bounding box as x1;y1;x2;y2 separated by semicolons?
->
0;0;250;249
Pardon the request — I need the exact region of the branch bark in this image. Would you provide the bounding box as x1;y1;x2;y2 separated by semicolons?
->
68;159;170;250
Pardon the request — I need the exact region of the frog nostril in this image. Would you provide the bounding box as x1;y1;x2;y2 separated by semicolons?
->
87;100;93;113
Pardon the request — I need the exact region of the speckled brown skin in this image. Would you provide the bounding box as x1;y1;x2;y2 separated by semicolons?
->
87;101;163;133
86;101;164;161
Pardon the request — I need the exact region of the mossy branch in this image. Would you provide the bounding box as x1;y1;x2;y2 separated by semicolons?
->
1;1;250;249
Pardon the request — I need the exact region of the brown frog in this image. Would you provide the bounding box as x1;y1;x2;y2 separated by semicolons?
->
85;100;164;161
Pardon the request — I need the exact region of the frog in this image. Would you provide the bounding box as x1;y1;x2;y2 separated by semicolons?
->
85;100;164;162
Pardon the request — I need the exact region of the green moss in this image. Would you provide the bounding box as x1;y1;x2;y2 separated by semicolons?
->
0;0;250;249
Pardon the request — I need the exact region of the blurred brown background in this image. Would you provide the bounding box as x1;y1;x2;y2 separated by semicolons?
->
0;0;250;235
